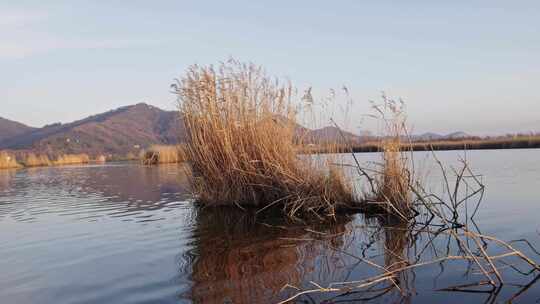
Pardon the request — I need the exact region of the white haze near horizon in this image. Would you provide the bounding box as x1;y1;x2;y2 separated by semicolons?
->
1;1;539;136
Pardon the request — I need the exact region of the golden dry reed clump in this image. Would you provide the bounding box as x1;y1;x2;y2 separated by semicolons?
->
53;154;90;166
21;153;51;167
141;145;187;165
173;59;357;219
0;151;21;169
125;152;138;161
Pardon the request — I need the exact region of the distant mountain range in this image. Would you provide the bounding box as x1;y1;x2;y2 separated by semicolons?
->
410;131;470;141
0;117;36;143
0;103;184;157
0;103;471;157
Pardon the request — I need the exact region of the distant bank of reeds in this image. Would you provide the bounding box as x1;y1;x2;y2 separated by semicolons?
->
0;151;21;169
407;135;540;151
141;145;187;165
21;153;51;167
0;151;95;170
305;134;540;154
173;60;357;219
52;154;90;166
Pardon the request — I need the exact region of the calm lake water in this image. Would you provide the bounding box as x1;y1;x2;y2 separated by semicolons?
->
1;149;540;303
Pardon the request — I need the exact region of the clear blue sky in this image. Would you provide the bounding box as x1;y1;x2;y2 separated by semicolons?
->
1;0;539;135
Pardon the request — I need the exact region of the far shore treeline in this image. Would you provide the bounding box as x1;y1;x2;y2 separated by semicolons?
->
304;133;540;154
0;125;539;170
1;101;539;171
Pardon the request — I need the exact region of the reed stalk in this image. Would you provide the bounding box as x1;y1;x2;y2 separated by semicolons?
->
371;94;412;218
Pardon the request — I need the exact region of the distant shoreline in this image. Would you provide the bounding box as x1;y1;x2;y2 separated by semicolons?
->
305;137;540;154
2;137;539;170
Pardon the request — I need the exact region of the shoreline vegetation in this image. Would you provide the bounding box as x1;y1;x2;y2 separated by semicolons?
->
0;146;185;170
0;151;21;169
1;135;538;171
303;134;540;154
0;151;93;170
0;145;191;170
141;145;187;165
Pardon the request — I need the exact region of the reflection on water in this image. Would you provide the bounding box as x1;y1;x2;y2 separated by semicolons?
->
0;169;16;194
185;209;355;303
0;164;190;224
0;150;540;303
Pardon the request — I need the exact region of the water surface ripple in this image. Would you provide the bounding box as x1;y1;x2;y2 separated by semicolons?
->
0;150;540;303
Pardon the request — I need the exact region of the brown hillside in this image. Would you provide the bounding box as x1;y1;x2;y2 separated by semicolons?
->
0;103;365;158
0;103;184;157
0;117;35;143
305;126;361;144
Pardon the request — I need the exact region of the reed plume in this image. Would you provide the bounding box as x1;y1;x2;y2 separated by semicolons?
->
372;94;412;218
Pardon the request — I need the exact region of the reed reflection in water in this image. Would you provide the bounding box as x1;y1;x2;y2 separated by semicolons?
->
183;206;540;304
182;209;351;303
180;207;419;304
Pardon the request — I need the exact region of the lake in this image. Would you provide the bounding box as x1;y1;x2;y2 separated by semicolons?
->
1;149;540;303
